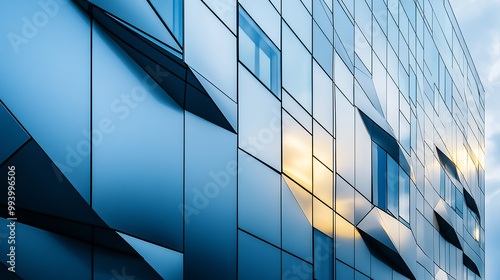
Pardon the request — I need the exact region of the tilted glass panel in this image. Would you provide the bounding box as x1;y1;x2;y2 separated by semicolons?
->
92;25;183;251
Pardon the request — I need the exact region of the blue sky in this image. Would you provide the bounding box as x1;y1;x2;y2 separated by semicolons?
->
450;0;500;278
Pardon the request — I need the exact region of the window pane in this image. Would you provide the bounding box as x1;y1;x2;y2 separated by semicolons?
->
372;142;387;210
239;27;256;73
239;6;280;97
387;154;399;216
149;0;183;44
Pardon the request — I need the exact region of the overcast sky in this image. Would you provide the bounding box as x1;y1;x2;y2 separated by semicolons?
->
449;0;500;278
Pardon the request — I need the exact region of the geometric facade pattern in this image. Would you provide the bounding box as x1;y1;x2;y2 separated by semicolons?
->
0;0;485;279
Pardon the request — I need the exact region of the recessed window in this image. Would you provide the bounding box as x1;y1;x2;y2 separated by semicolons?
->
466;207;480;242
238;6;281;97
372;142;410;224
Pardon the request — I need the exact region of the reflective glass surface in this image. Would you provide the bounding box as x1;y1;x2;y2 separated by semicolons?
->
239;6;281;96
283;111;313;191
283;21;313;112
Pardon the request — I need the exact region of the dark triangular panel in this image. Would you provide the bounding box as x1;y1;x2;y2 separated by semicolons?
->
464;189;481;220
0;140;105;227
436;147;460;182
91;6;235;133
0;262;23;280
88;0;181;51
358;229;416;280
0;101;30;165
434;211;462;250
463;253;481;277
358;110;411;176
185;84;235;133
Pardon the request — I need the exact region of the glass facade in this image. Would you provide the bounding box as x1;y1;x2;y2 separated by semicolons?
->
0;0;485;279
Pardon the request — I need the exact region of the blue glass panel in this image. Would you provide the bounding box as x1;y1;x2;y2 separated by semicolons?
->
355;271;371;280
336;92;355;185
336;175;355;224
336;260;354;280
238;151;281;246
93;247;162;280
238;65;282;170
202;0;237;33
118;233;183;280
355;0;372;40
387;154;399;217
313;117;333;170
0;102;29;164
0;0;91;202
313;197;333;237
283;0;312;51
283;111;313;191
283;21;313;113
372;142;387;210
0;220;90;280
313;0;333;43
313;62;333;136
335;52;354;103
282;251;313;280
335;214;354;266
399;167;410;223
314;230;333;280
89;0;180;50
282;177;313;261
456;188;464;217
239;0;281;47
314;158;333;208
238;231;281;280
185;0;237;101
239;6;281;96
92;25;183;251
334;0;354;63
149;0;183;45
313;22;333;77
184;112;237;280
373;0;387;34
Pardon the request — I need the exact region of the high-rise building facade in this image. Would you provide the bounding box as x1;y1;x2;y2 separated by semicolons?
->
0;0;485;279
